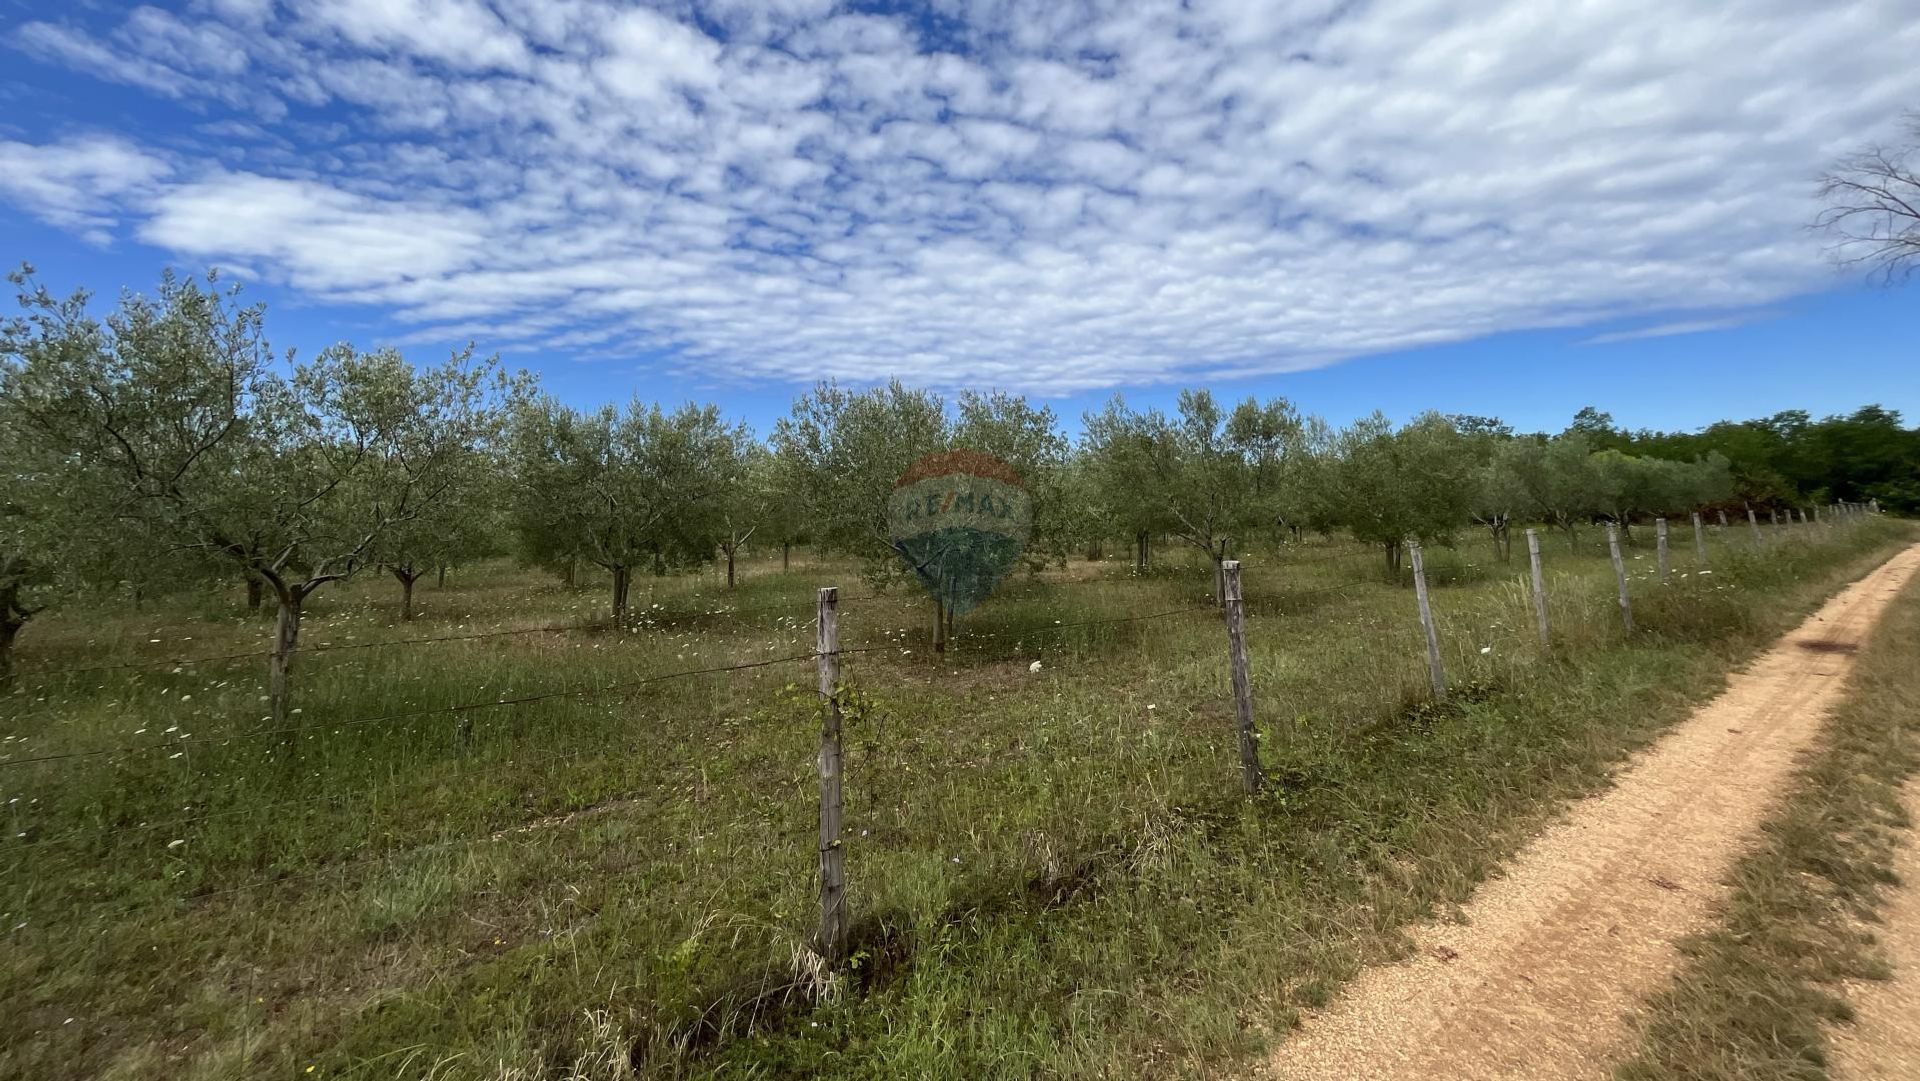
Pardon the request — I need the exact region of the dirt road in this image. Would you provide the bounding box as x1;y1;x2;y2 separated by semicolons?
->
1829;778;1920;1081
1264;544;1920;1081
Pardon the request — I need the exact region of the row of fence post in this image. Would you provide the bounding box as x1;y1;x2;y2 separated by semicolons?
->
811;500;1878;963
1408;503;1875;704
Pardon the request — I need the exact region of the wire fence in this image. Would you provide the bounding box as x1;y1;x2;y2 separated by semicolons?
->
3;511;1882;943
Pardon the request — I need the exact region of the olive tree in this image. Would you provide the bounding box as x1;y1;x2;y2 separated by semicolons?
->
715;440;775;589
771;380;948;579
1328;412;1476;572
0;401;61;681
509;397;746;622
1081;398;1172;573
952;390;1073;569
364;357;522;620
1469;435;1532;561
1082;390;1300;597
2;268;504;722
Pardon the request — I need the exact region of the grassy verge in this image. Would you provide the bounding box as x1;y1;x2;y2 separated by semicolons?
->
0;518;1909;1079
1615;538;1920;1081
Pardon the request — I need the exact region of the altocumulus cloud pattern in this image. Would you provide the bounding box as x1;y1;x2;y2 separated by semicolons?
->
2;0;1918;392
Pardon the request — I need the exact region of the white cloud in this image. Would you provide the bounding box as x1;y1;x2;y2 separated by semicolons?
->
139;174;488;290
4;0;1920;392
1580;313;1779;346
296;0;532;73
0;136;171;243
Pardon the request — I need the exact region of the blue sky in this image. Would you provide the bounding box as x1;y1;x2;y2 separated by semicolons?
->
2;0;1916;439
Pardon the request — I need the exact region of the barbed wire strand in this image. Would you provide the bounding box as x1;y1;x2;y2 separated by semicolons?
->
0;646;896;770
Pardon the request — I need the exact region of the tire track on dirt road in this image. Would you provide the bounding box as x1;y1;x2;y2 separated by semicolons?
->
1263;543;1920;1081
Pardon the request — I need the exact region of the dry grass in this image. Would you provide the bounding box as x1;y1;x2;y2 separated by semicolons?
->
0;518;1907;1079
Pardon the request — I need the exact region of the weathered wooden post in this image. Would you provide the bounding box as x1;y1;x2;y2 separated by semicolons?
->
1770;507;1780;528
1607;523;1634;634
1717;509;1728;529
1747;506;1762;545
1525;528;1550;649
815;586;847;965
1220;560;1263;795
1691;511;1708;566
1408;541;1447;701
1655;517;1670;583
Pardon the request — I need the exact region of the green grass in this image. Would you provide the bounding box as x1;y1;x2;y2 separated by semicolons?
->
1615;536;1920;1081
1;516;1909;1079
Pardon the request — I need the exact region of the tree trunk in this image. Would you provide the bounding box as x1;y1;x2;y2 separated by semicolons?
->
943;600;955;644
1086;538;1103;561
245;574;264;613
726;548;736;589
437;565;447;589
0;585;25;684
611;565;631;624
1135;531;1148;573
391;566;420;621
933;597;947;653
782;542;791;572
269;589;303;727
1213;540;1230;606
1384;541;1398;574
0;615;18;685
561;557;577;589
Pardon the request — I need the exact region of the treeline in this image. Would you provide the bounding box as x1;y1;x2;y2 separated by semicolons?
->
1559;405;1918;515
2;269;1908;699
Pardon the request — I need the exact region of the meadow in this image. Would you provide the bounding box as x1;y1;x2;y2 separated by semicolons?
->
1;515;1909;1080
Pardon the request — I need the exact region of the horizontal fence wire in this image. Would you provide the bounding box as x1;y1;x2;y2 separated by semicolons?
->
0;647;897;769
0;552;1394;686
0;584;943;689
8;735;664;851
29;736;822;922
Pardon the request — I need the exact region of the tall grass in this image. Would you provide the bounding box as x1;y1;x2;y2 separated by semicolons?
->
1;517;1908;1079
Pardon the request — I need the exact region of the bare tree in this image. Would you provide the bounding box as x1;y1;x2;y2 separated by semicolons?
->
1815;112;1920;283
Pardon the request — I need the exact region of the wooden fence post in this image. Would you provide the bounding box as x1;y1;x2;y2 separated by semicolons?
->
1692;511;1708;566
1747;507;1762;544
815;586;847;966
1655;517;1670;583
1408;541;1447;701
1525;528;1550;649
1717;509;1728;529
1607;523;1635;634
1220;560;1263;795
